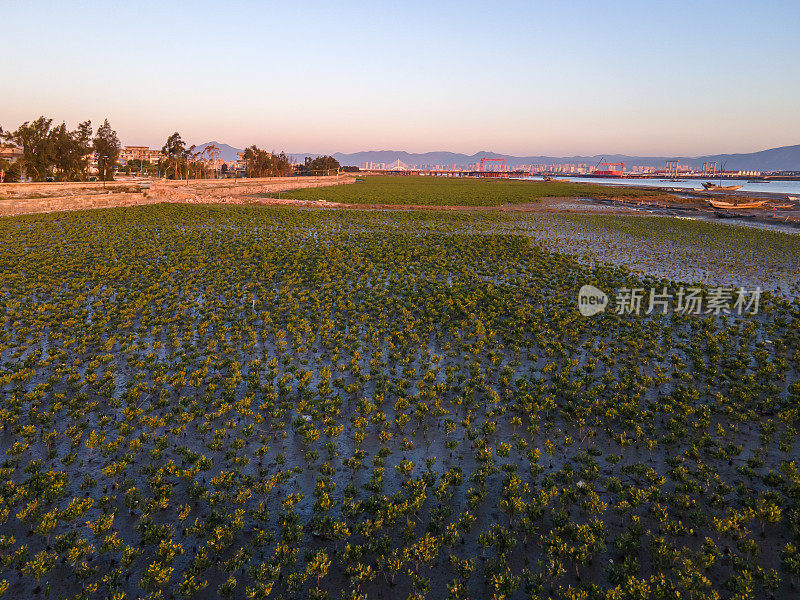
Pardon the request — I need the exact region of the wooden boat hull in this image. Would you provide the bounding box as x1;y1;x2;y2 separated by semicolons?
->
702;182;744;191
708;199;768;209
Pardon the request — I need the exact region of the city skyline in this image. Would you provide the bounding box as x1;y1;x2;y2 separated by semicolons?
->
3;0;800;156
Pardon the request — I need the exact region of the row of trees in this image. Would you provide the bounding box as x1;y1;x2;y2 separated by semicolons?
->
299;155;341;176
1;116;347;183
0;117;120;182
241;145;294;178
0;122;212;183
160;140;343;180
119;159;159;177
160;138;301;180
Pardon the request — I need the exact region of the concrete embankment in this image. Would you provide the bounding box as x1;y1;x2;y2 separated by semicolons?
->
0;176;352;217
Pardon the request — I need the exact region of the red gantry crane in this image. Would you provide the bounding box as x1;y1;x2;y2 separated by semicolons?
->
479;157;506;172
593;158;626;177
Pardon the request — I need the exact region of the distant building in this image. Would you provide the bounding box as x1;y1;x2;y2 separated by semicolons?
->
119;146;163;165
235;152;247;172
0;145;25;180
0;145;24;164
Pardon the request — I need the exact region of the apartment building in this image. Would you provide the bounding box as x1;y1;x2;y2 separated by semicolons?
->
119;146;163;164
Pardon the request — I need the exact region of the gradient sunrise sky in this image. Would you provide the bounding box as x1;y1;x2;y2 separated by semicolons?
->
3;0;799;156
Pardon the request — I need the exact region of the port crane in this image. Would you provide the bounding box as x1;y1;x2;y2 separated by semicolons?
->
593;157;625;177
479;157;505;172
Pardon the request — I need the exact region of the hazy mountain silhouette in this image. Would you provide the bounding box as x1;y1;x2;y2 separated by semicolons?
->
319;146;800;171
196;143;800;171
192;142;243;162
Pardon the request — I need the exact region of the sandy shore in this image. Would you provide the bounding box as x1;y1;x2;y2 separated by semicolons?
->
0;175;354;216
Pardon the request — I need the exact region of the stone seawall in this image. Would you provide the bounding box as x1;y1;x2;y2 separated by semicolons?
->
146;176;352;204
0;193;165;217
0;176;351;217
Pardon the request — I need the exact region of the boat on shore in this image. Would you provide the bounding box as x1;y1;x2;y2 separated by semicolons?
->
771;203;794;210
708;199;768;209
702;182;744;191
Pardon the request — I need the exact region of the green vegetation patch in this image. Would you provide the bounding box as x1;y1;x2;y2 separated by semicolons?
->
279;175;663;206
0;205;798;599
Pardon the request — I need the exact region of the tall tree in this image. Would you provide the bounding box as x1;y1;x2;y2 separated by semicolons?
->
49;123;73;179
162;132;193;179
197;143;220;178
0;126;7;182
74;121;93;179
3;117;54;181
93;119;120;181
50;120;93;181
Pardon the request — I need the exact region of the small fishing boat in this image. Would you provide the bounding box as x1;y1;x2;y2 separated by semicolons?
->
707;199;768;209
702;162;743;192
770;203;794;210
702;182;744;191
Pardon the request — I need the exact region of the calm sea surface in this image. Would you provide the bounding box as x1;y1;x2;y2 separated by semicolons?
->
526;176;800;196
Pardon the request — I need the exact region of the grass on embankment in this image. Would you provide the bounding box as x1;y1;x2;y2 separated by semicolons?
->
277;175;665;207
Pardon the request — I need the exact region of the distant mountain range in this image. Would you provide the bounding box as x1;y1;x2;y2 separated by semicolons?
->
192;142;244;162
193;142;800;172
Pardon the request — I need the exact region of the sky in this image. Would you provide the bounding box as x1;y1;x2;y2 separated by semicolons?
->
3;0;800;157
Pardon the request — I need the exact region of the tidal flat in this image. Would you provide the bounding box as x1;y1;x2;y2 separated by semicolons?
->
0;203;798;600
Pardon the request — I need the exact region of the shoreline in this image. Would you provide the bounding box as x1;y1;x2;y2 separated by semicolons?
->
249;194;800;235
3;175;800;236
528;176;800;201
